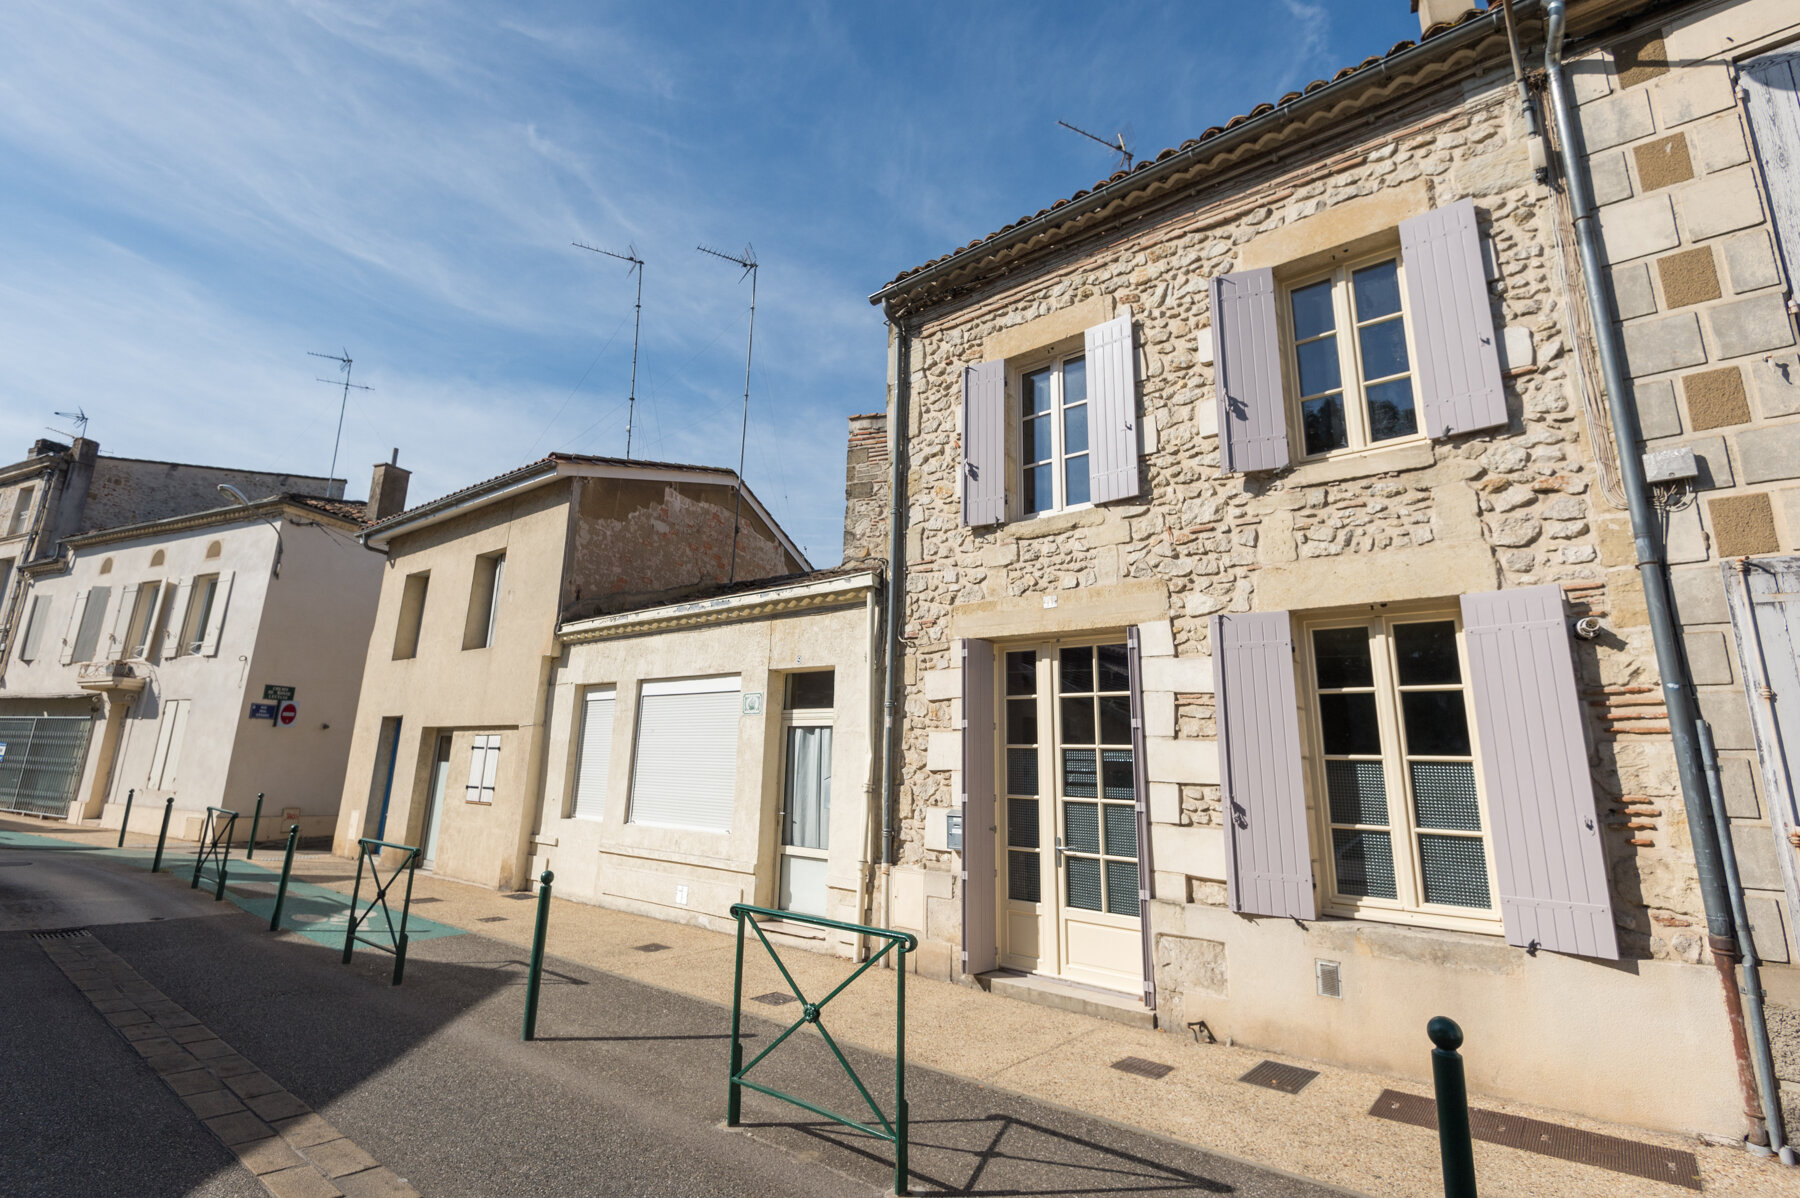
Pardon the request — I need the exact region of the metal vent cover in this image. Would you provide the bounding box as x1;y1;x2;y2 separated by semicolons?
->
752;991;798;1006
31;928;91;940
1111;1057;1174;1080
1316;959;1342;998
633;943;671;953
1239;1060;1319;1094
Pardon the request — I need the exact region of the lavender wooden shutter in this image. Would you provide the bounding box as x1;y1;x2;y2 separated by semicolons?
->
1401;199;1507;439
1461;585;1619;960
1211;269;1290;473
1741;51;1800;285
1213;611;1316;919
1127;626;1156;1008
960;638;998;975
1085;314;1141;504
962;360;1006;527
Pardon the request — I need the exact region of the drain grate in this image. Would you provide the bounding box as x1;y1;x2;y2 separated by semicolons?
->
1368;1089;1700;1190
476;916;507;923
1111;1056;1174;1080
31;928;91;940
751;992;798;1006
1239;1060;1319;1094
634;943;671;953
409;896;442;904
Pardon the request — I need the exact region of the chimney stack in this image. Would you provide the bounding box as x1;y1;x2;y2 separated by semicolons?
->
1411;0;1481;36
366;449;411;524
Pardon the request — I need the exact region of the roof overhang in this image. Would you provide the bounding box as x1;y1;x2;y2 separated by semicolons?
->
559;568;879;644
61;496;363;551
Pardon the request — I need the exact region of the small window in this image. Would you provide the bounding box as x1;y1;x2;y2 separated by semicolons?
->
18;594;51;662
465;734;500;804
72;585;111;663
570;688;616;820
6;487;34;537
785;670;835;711
149;550;165;568
629;676;741;832
124;582;162;659
204;541;222;560
393;571;429;659
181;575;220;656
1284;256;1420;458
98;557;114;575
463;552;505;650
1019;353;1090;515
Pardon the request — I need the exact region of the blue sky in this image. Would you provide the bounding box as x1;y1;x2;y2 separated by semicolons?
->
0;1;1421;565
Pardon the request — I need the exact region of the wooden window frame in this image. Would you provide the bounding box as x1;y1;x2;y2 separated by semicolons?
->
1011;343;1094;520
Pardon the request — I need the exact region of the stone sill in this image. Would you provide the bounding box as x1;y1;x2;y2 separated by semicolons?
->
1274;440;1437;487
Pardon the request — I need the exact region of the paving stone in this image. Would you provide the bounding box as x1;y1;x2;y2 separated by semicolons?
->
163;1068;228;1097
334;1166;420;1198
181;1088;248;1120
302;1138;379;1179
225;1071;287;1099
235;1135;310;1177
203;1110;276;1147
167;1024;218;1045
187;1037;239;1061
130;1036;180;1057
119;1023;162;1042
91;997;138;1014
246;1090;313;1122
207;1053;262;1078
273;1113;343;1150
104;1009;153;1028
261;1165;345;1198
147;1049;204;1076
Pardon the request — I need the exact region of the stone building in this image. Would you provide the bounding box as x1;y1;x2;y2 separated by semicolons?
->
862;0;1799;1140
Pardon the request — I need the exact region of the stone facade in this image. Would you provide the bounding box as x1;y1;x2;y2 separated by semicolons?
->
842;412;890;564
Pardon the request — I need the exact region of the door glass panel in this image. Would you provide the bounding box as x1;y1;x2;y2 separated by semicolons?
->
1006;698;1037;745
1393;621;1460;685
1059;646;1093;693
1419;835;1490;908
1066;856;1103;911
1319;693;1380;755
1009;851;1041;902
783;726;831;850
1105;860;1140;917
1060;697;1096;746
1064;801;1100;853
1400;692;1470;756
1008;798;1040;847
1062;748;1097;799
1331;829;1398;899
1102;803;1137;858
1006;748;1038;795
1006;650;1037;696
1101;749;1134;800
1097;695;1131;746
1095;643;1130;691
1411;761;1481;831
1325;760;1388;826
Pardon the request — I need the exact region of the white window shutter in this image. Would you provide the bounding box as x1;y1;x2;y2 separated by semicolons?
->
200;571;233;657
163;579;192;658
466;736;489;803
1741;50;1800;279
572;691;616;820
59;589;87;665
107;583;139;662
1084;313;1142;504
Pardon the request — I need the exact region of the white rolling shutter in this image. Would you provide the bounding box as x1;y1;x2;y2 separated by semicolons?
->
572;690;616;821
628;676;741;833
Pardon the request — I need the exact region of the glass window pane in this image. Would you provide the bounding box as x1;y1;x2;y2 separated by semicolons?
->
1064;454;1090;506
1063;400;1088;454
1009;850;1042;902
1105;859;1140;916
1098;695;1132;746
1352;259;1403;319
1062;356;1087;405
1024;464;1052;514
1319;692;1381;756
1061;698;1097;746
1296;335;1342;397
1419;834;1492;908
1411;761;1481;831
1008;797;1040;848
1095;643;1130;692
1302;395;1348;455
1006;697;1037;745
1059;646;1093;693
1312;626;1374;689
1101;749;1134;801
783;725;832;849
786;671;835;709
1401;691;1472;757
1366;379;1418;441
1063;749;1097;799
1103;802;1137;858
1357;316;1410;380
1393;621;1460;685
1007;747;1039;796
1024;367;1053;415
1006;650;1037;696
1064;800;1100;852
1290;279;1336;341
1326;760;1389;827
1331;829;1398;899
1027;413;1053;462
1066;856;1103;911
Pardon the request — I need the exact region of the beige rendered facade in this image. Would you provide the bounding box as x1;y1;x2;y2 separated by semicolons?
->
861;0;1798;1140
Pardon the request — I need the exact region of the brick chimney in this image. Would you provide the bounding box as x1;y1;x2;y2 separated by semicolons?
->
366;450;411;524
841;413;889;564
1412;0;1481;35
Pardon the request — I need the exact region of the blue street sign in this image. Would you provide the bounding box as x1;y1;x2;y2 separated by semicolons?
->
249;703;278;721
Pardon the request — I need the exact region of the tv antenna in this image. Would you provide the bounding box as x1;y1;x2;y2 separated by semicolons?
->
697;242;758;584
49;407;89;440
1058;119;1135;172
572;241;645;459
307;349;373;487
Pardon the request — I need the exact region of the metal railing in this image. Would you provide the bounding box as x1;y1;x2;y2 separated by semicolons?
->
189;807;238;900
727;903;916;1196
342;837;421;985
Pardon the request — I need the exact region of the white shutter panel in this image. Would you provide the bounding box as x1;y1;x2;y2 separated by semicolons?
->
1742;50;1800;279
160;700;190;790
629;676;741;832
480;735;501;801
199;570;233;657
572;691;616;820
1084;313;1142;504
466;736;490;803
59;589;86;665
107;584;139;661
148;700;179;790
163;579;191;658
22;596;51;661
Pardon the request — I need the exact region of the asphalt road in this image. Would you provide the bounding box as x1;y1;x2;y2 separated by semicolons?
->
0;838;1354;1198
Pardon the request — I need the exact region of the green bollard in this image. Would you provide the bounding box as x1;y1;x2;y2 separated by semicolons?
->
246;792;264;860
151;797;173;872
727;912;745;1126
1429;1016;1477;1198
270;825;299;932
343;848;366;965
522;869;554;1040
895;941;910;1196
117;789;134;848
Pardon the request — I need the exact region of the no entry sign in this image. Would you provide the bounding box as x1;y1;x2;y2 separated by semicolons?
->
277;701;299;727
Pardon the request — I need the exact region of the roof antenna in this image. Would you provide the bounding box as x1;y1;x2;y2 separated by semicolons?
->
572;241;644;459
697;242;758;584
1058;119;1135;171
307;349;372;491
49;407;89;440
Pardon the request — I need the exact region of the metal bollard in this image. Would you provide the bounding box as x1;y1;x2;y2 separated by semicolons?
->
247;792;264;860
270;825;299;932
151;797;174;872
117;789;135;848
522;870;554;1041
1429;1016;1477;1198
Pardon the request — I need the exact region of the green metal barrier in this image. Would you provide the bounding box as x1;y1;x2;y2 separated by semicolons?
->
342;837;421;985
189;806;238;900
727;903;917;1196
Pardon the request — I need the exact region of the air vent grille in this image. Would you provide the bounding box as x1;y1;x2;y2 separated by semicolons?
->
1316;959;1342;998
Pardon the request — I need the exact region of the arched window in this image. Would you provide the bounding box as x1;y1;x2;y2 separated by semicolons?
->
205;541;222;560
149;549;166;567
98;557;113;575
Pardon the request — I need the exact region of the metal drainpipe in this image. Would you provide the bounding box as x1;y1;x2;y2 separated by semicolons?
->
879;318;911;869
1542;0;1767;1150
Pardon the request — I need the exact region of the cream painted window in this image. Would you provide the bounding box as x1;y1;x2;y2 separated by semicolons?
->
1303;613;1498;929
628;676;740;832
778;671;835;917
180;575;219;656
570;688;616;820
465;734;500;804
124;583;161;659
1019;353;1090;515
7;487;34;537
1284;255;1421;458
